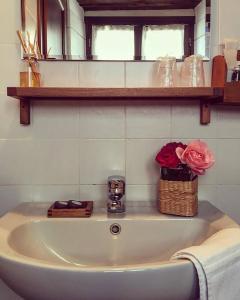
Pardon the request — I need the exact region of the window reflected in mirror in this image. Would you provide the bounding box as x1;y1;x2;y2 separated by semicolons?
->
142;25;184;60
21;0;211;61
92;25;134;60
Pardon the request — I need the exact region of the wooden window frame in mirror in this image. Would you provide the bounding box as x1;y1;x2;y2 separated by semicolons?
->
85;16;194;61
21;0;67;60
42;0;67;59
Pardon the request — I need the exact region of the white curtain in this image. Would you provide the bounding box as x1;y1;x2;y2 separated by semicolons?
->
92;25;134;60
142;25;185;60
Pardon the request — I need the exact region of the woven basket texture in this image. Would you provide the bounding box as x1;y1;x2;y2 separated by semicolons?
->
159;177;198;216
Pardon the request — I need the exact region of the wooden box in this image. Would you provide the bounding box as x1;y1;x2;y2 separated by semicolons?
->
48;201;93;218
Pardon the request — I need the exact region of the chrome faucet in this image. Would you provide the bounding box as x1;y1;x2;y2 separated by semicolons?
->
107;175;125;213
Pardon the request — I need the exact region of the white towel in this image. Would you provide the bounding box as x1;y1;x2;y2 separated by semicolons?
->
171;228;240;300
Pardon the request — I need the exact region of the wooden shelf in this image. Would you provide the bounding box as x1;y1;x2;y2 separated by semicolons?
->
7;87;224;125
8;87;223;100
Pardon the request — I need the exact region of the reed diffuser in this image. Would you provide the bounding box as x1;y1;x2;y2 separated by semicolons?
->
17;30;42;87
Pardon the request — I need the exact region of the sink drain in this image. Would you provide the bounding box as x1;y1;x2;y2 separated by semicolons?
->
110;223;121;235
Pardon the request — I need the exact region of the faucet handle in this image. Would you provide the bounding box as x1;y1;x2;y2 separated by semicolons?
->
108;175;125;195
107;176;125;213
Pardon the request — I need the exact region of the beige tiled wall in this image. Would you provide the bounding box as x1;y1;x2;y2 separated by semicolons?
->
1;0;240;298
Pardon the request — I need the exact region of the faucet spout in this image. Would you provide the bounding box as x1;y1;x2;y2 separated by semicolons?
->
107;176;125;213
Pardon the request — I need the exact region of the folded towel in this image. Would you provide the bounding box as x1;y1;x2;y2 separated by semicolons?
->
171;228;240;300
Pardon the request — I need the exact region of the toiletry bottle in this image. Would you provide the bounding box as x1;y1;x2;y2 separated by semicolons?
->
231;65;240;82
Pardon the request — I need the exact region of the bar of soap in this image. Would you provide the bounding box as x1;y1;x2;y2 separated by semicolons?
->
68;200;88;209
53;201;69;209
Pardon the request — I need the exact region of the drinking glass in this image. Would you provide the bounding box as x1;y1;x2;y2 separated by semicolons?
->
154;57;177;87
180;55;205;87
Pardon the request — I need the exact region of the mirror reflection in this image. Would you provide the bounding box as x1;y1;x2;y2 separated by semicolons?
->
21;0;211;61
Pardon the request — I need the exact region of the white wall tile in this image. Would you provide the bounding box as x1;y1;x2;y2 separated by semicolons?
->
40;61;79;87
125;62;156;87
126;139;168;185
79;103;125;138
218;0;240;42
78;62;125;87
30;140;79;184
126;104;171;138
216;107;240;138
197;165;217;185
126;185;157;202
216;185;240;224
171;104;217;139
79;140;125;184
0;0;21;44
31;185;79;202
79;185;107;204
0;140;32;185
216;139;240;185
0;95;32;139
0;44;21;93
0;186;32;216
198;185;217;203
32;101;79;139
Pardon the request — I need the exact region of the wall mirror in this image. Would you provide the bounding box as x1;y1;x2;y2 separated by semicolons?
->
21;0;211;61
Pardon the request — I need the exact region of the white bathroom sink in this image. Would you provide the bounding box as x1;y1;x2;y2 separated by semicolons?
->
0;201;238;300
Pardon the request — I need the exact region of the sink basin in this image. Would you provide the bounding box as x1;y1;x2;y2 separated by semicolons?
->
0;201;238;300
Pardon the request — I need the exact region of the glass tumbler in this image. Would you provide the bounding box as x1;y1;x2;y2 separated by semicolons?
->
180;55;205;87
154;57;177;87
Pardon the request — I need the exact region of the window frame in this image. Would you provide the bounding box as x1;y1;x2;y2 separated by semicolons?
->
85;16;195;61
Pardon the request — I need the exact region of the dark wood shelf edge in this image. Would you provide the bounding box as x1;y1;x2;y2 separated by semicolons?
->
7;87;224;100
7;87;226;125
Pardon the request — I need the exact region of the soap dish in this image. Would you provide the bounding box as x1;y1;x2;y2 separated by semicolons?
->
47;200;93;218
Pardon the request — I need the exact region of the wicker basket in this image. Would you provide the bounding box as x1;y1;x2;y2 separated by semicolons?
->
159;177;198;217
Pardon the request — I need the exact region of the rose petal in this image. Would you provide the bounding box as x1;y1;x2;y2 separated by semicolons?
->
176;147;185;162
192;167;205;175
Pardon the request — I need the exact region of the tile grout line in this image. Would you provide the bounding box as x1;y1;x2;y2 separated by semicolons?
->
124;61;127;180
124;104;127;181
78;62;81;191
124;61;127;88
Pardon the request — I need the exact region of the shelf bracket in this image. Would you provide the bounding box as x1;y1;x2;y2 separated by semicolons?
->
6;87;223;126
200;101;211;125
20;99;30;125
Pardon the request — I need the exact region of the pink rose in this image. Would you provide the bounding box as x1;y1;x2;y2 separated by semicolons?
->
176;140;215;175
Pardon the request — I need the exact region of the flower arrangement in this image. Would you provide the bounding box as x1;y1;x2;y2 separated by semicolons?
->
156;140;215;181
156;140;214;216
